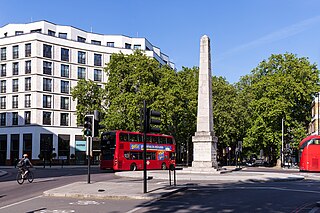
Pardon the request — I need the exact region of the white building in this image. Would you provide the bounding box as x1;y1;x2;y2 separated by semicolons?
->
0;20;174;165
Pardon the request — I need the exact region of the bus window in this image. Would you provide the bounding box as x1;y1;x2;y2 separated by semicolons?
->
146;152;156;160
151;136;159;144
124;152;130;159
120;133;128;142
131;152;142;160
129;133;141;142
146;136;151;143
314;139;320;145
159;137;167;144
167;138;173;144
101;132;116;148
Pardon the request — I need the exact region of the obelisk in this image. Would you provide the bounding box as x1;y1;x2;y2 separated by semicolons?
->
192;35;218;169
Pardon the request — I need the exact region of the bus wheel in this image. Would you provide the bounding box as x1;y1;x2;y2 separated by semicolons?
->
130;163;137;171
161;163;167;170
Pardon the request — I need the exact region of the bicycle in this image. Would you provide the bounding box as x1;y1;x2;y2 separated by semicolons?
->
16;168;34;185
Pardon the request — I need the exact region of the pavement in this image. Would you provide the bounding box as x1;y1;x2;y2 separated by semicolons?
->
0;166;307;200
41;166;305;200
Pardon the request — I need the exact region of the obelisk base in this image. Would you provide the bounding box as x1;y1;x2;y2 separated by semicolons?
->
192;131;218;169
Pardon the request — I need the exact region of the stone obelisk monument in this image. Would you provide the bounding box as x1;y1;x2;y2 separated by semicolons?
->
192;35;218;169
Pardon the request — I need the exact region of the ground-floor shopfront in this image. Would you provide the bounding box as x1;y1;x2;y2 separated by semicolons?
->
0;126;100;166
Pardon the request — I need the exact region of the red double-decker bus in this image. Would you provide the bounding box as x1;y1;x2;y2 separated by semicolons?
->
299;135;320;172
100;130;176;171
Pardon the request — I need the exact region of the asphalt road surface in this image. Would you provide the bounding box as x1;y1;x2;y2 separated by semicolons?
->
0;166;117;208
2;166;320;213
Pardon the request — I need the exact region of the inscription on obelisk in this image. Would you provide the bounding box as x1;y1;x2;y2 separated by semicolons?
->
192;35;218;169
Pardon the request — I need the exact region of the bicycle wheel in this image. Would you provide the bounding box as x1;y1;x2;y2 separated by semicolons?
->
16;171;24;185
27;171;34;183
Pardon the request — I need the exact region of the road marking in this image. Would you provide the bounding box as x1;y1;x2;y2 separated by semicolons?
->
0;195;42;210
35;210;75;213
69;200;104;205
309;207;320;213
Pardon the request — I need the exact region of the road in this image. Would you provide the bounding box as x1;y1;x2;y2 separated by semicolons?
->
2;166;320;213
0;166;117;208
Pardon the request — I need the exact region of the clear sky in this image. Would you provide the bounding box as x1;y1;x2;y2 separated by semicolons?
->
1;0;320;84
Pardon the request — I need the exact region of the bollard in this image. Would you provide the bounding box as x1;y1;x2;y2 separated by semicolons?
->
168;165;176;186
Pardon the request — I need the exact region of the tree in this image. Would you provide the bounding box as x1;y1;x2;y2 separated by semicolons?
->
103;50;178;133
71;79;105;125
239;53;320;163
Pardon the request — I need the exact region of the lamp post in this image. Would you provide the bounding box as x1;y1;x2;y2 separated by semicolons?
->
281;118;284;167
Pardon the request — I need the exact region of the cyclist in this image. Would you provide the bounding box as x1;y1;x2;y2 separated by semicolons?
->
19;154;33;178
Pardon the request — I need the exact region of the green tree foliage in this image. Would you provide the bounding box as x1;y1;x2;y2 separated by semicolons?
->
212;77;250;154
239;53;320;160
103;50;178;133
71;79;105;125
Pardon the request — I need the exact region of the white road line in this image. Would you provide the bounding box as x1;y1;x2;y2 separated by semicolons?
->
0;195;42;210
309;207;319;213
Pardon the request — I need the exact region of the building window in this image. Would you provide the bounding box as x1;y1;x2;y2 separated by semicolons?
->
107;42;114;47
61;80;69;94
43;61;52;75
77;67;86;79
12;62;19;75
25;94;31;108
25;111;31;124
12;45;19;59
134;44;141;50
78;51;86;64
25;77;31;91
43;95;52;108
1;47;6;60
94;54;102;66
43;112;51;125
43;44;52;58
12;95;18;108
77;36;86;43
25;43;31;57
43;78;52;92
0;113;6;126
31;29;41;33
23;134;32;154
61;64;69;78
25;60;31;74
61;48;69;62
60;113;69;126
125;43;131;49
58;135;70;158
0;97;6;109
0;80;5;93
12;79;18;92
0;64;6;77
91;40;101;45
48;30;55;36
59;33;67;39
12;112;18;125
94;69;102;82
61;97;69;110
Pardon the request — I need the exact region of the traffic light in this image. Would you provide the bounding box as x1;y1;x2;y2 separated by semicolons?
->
146;109;161;133
84;115;93;137
93;110;105;137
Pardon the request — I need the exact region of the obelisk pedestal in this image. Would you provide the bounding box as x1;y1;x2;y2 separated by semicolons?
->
192;35;218;169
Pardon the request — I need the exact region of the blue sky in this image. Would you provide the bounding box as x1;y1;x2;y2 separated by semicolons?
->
1;0;320;83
